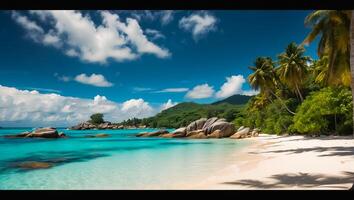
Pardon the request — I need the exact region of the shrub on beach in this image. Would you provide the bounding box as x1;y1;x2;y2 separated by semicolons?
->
234;98;295;135
234;87;353;136
292;87;353;135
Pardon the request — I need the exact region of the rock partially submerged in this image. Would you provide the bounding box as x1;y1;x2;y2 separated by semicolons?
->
134;117;262;140
203;119;235;137
207;130;223;138
188;131;208;139
186;129;204;137
136;117;235;139
158;127;186;138
69;121;144;130
184;117;235;139
230;127;260;139
4;127;66;139
171;127;187;136
58;132;67;137
4;132;31;138
15;161;53;169
136;130;169;137
26;127;59;138
84;133;110;138
186;118;207;133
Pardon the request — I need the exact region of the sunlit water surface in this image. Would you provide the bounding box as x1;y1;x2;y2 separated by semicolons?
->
0;128;249;189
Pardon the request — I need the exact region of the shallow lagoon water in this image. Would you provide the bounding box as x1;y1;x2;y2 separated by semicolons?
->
0;128;249;189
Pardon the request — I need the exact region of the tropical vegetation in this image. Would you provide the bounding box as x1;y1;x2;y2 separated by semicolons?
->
89;113;105;125
117;10;354;136
235;10;354;136
133;102;244;128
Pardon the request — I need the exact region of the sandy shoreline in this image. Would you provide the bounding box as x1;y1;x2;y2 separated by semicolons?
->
183;134;354;190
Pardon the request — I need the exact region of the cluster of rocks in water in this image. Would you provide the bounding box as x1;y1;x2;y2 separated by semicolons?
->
3;128;112;139
15;161;53;169
4;127;66;139
3;118;259;140
69;121;146;130
136;117;260;139
84;133;110;138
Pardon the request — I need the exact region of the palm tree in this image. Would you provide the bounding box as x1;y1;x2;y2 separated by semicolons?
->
304;10;353;139
310;55;329;86
248;57;295;115
351;11;354;140
304;10;351;86
277;42;311;102
248;57;276;94
248;93;269;110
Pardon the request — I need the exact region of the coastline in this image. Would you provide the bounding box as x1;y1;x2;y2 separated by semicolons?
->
1;128;354;190
181;134;354;190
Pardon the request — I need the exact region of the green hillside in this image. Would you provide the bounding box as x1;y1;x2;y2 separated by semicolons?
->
212;94;253;105
117;94;253;129
141;102;244;128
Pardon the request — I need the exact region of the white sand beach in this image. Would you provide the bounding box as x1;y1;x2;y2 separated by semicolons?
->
184;134;354;190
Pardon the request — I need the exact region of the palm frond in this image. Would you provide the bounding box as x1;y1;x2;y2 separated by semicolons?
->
303;21;324;45
304;10;329;26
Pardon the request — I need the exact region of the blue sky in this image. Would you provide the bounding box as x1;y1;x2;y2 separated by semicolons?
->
0;10;319;126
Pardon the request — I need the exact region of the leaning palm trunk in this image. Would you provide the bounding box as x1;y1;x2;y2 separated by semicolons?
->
268;90;296;115
267;96;289;130
351;11;354;138
295;83;304;102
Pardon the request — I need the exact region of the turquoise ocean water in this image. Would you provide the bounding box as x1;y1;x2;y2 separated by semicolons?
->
0;128;249;189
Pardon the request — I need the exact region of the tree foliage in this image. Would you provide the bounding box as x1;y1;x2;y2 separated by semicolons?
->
111;11;353;137
141;102;244;128
304;10;351;86
235;30;352;136
89;113;104;124
277;42;311;101
234;98;297;135
291;87;353;135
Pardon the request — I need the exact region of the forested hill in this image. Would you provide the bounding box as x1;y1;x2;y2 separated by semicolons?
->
212;94;253;105
141;102;244;128
119;94;253;128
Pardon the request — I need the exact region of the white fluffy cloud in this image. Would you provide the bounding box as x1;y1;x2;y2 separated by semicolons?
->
216;75;259;98
184;75;259;100
121;98;154;116
54;73;71;82
23;87;61;94
130;10;174;25
242;90;259;96
0;85;174;127
11;11;61;47
179;12;217;39
161;10;174;25
185;84;214;99
215;75;245;98
160;99;178;110
11;12;43;37
74;73;113;87
145;29;165;40
11;10;170;63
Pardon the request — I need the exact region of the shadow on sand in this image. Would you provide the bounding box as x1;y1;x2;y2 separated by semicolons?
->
278;135;354;142
263;146;354;157
223;171;354;189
